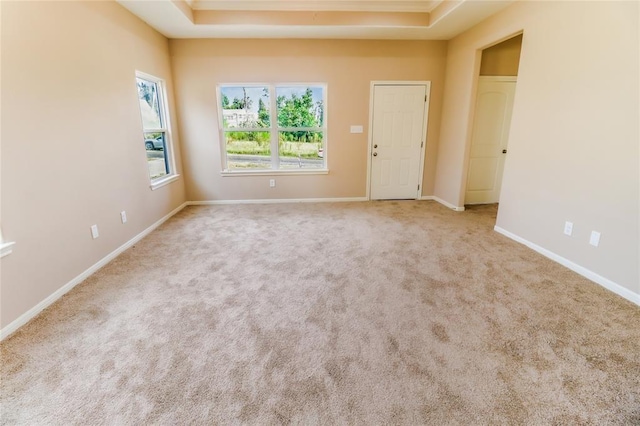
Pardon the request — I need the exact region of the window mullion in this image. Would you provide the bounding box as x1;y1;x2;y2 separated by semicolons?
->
220;129;229;171
269;85;279;169
221;128;265;132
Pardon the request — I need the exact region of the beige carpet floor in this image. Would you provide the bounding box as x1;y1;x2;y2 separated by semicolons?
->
1;201;639;425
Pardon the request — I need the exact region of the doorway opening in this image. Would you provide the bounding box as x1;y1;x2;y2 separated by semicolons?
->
464;34;523;206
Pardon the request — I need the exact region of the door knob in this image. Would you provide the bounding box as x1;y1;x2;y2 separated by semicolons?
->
502;149;507;154
373;152;378;156
374;144;378;148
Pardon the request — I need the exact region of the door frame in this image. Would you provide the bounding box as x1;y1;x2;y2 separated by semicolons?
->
458;31;524;208
366;81;431;200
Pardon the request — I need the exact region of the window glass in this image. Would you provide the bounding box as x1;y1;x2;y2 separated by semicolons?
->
276;86;324;128
144;132;168;179
220;86;270;129
278;131;323;169
136;79;163;129
224;131;271;170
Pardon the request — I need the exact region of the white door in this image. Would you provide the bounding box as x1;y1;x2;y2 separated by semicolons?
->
370;85;427;200
465;77;516;204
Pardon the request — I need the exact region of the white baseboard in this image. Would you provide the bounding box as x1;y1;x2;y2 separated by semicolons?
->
188;197;368;205
0;202;189;341
494;226;640;307
420;195;465;211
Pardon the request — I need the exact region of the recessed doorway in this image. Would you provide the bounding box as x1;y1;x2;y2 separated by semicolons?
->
465;34;523;205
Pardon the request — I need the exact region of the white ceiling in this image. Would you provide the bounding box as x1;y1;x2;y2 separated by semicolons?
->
117;0;513;40
189;0;440;12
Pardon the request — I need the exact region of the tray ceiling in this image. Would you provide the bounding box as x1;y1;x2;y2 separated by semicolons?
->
117;0;513;40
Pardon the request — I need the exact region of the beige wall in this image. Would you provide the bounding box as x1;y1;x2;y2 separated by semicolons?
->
479;34;522;76
169;39;447;201
434;1;639;294
0;1;186;328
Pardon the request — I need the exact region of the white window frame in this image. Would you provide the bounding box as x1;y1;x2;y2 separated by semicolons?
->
216;83;328;176
135;71;179;190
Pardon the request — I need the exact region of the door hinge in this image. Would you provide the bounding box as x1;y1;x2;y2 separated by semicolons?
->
425;95;427;102
421;141;424;148
418;184;420;191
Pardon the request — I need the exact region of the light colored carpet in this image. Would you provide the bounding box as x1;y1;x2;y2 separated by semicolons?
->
1;201;639;425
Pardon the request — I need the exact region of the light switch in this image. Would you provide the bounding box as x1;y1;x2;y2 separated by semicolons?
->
350;125;363;134
563;221;573;236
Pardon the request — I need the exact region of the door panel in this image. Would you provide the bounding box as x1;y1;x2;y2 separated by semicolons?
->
380;159;391;186
370;85;427;200
399;159;410;185
467;158;499;190
465;78;516;204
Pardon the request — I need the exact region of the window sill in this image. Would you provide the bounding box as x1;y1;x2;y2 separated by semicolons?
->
1;241;16;258
221;169;329;177
150;174;181;191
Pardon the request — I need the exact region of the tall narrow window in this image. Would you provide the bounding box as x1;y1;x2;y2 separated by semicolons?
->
218;84;327;173
136;72;175;184
276;86;325;170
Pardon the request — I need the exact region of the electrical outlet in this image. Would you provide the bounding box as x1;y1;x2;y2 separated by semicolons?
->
120;211;127;224
269;179;275;188
90;224;99;239
589;231;601;247
563;221;573;236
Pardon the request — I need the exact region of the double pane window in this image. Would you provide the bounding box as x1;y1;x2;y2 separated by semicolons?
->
218;84;326;172
136;73;173;181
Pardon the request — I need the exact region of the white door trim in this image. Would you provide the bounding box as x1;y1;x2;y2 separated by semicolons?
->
366;81;431;200
478;76;517;83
